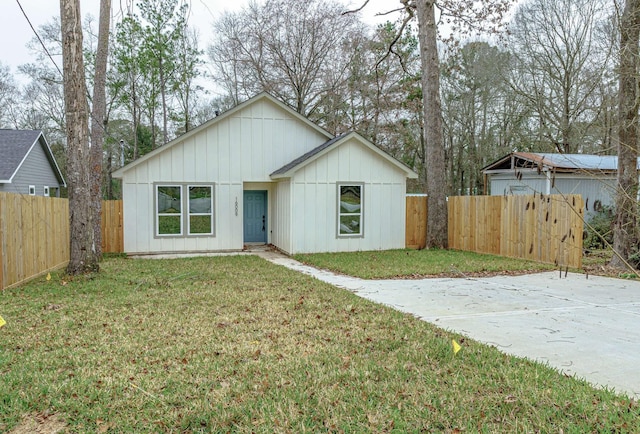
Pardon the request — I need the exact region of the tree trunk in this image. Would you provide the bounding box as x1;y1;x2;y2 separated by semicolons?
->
90;0;111;260
415;0;448;248
159;56;169;144
611;0;640;269
60;0;99;274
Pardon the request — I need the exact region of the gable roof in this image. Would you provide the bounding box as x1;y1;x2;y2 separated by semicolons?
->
482;152;634;173
112;92;333;178
0;129;66;186
270;131;418;179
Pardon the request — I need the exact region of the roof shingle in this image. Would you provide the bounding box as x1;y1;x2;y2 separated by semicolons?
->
0;129;42;181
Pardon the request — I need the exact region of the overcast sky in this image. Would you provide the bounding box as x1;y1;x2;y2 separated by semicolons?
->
2;0;398;79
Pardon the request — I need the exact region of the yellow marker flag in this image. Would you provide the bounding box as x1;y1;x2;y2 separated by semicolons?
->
452;339;461;355
0;315;6;329
46;273;51;281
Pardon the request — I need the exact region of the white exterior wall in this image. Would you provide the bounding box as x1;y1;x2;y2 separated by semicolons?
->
551;175;617;219
288;138;407;254
489;171;549;196
120;98;328;254
272;181;292;253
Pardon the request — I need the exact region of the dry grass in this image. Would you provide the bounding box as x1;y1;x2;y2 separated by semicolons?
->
0;255;637;432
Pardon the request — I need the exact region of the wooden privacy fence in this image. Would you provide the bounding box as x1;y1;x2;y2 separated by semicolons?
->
0;193;123;290
406;194;584;268
406;195;427;249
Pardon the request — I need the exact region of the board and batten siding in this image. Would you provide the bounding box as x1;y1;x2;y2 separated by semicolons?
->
0;139;61;196
121;97;329;254
272;181;292;253
288;138;407;254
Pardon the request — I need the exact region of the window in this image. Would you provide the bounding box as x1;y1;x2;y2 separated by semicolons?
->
28;185;36;196
509;185;527;195
157;185;182;235
155;184;214;237
338;184;363;237
188;185;213;235
43;186;50;197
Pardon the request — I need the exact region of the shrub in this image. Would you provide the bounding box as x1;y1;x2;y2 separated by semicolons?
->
583;206;614;250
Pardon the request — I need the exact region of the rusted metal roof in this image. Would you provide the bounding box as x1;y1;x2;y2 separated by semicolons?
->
482;152;632;173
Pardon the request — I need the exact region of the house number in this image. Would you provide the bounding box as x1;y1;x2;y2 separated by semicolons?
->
235;197;238;216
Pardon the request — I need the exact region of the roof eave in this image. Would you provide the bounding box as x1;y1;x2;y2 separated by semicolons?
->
39;133;67;187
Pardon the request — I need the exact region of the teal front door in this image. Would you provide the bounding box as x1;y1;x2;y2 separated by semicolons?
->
244;190;267;243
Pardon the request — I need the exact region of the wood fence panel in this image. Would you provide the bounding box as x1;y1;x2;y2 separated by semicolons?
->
102;200;123;253
444;194;583;268
405;196;427;249
448;196;502;255
0;194;121;290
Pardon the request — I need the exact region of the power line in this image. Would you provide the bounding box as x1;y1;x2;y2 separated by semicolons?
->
15;0;63;77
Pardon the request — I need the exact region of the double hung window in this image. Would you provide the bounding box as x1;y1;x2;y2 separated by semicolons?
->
338;184;363;237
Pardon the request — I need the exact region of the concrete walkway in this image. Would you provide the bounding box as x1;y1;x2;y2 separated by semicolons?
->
257;250;640;399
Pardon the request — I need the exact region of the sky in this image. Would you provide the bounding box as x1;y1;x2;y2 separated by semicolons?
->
1;0;399;79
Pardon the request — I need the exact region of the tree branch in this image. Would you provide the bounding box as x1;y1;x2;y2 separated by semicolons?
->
342;0;371;15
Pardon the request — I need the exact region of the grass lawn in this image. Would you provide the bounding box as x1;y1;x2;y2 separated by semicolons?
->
1;255;637;432
293;249;558;279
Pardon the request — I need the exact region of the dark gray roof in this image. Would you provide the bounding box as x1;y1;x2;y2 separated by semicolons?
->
271;133;348;176
0;130;42;181
0;129;65;185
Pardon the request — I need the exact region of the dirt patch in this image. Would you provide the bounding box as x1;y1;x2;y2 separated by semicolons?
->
388;269;553;280
8;412;67;434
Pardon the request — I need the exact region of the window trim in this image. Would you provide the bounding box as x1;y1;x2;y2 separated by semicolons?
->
154;183;215;238
337;183;364;238
28;185;36;196
43;186;50;197
187;184;214;236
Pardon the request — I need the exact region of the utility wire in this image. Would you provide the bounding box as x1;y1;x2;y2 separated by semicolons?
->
15;0;116;145
15;0;63;77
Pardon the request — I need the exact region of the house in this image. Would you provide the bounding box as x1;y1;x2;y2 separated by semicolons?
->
112;92;418;255
482;152;627;217
0;129;66;197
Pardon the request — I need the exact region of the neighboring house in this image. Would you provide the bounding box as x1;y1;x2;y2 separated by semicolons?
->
112;92;418;255
482;152;628;218
0;129;66;197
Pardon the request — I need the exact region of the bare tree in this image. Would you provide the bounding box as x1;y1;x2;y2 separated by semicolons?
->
508;0;613;154
89;0;111;260
0;63;20;128
441;42;518;195
611;0;640;269
209;0;364;117
347;0;511;248
414;0;448;248
60;0;98;273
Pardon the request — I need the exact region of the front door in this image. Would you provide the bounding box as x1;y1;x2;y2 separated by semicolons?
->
243;190;267;243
